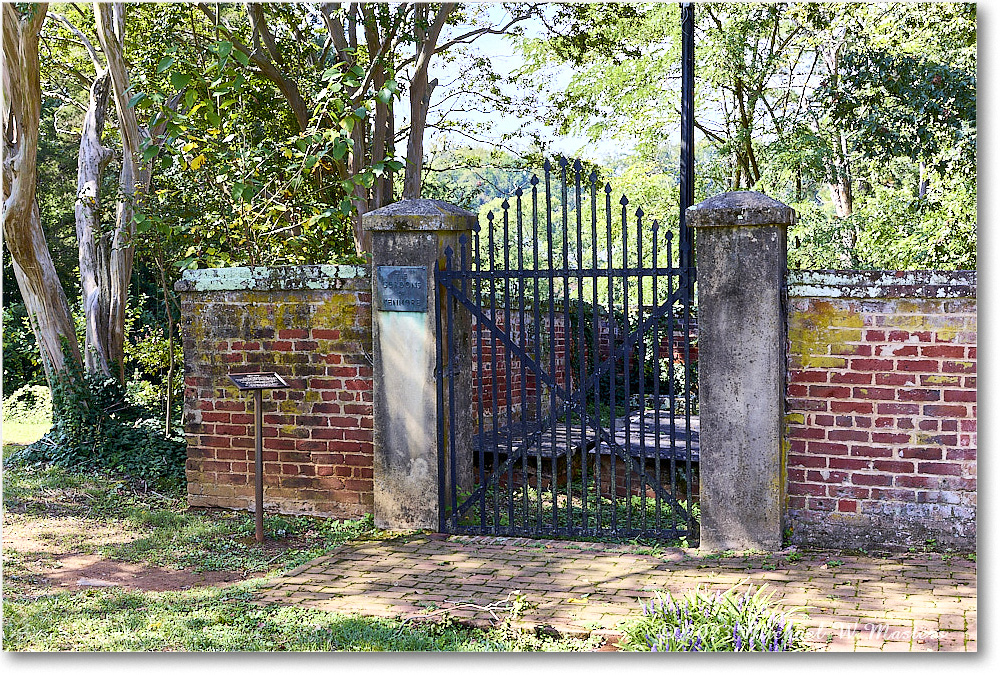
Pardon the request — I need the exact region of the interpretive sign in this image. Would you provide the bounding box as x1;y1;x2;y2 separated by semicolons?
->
227;370;290;543
228;372;290;390
376;265;428;312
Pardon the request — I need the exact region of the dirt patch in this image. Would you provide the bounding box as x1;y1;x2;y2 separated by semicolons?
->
4;514;139;555
41;553;254;592
4;513;266;593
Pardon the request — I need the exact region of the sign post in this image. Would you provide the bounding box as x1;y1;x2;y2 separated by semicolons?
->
227;372;290;543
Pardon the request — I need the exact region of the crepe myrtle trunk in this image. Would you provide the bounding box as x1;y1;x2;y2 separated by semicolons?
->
2;2;83;384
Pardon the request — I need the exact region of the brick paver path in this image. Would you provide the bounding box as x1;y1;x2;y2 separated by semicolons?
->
252;534;976;651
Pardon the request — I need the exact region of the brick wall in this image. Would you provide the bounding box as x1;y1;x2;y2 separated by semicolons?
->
177;265;373;519
785;270;976;550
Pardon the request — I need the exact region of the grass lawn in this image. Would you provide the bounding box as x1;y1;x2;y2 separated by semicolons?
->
1;455;601;651
0;420;51;446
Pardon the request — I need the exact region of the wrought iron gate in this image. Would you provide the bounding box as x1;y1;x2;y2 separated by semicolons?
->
435;158;698;541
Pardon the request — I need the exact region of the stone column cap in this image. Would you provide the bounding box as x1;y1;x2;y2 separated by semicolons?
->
687;191;795;228
364;199;478;232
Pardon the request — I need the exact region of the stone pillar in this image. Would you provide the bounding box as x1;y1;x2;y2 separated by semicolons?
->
364;199;476;530
687;192;794;551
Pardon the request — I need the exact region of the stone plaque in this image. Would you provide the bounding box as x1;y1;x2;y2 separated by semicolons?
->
228;372;290;390
376;265;428;312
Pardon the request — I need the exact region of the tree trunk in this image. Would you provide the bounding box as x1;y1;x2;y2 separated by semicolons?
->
94;1;149;381
2;3;82;385
75;70;116;376
402;3;455;199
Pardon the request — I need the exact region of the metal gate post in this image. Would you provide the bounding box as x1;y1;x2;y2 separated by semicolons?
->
687;192;794;551
364;200;477;530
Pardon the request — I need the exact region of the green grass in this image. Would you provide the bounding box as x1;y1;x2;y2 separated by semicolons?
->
0;421;52;446
2;460;603;651
3;460;385;579
3;583;601;651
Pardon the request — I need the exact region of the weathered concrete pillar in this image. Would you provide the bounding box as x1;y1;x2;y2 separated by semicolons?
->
687;192;794;551
364;199;476;530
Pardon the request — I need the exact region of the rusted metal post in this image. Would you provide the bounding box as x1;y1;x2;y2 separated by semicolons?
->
254;388;264;543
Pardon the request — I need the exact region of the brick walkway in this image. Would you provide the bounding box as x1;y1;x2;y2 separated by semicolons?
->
252;534;976;651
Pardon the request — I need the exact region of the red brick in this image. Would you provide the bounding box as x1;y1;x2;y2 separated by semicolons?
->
295;341;319;351
898;359;939;372
850;358;895;372
830;457;870;470
872;432;911;444
787;496;807;509
877;403;919;415
264;341;294;351
345;378;373;391
896;418;914;430
853;387;895;400
921;345;965;358
942;419;958;431
807;497;836;511
806;470;848;483
923;404;968;417
942;360;976;373
828;429;869;442
875;372;917;386
313;329;341;340
791;370;829;383
278;329;309;339
943;390;976;403
852;473;892;486
946;448;976;460
789;482;827;497
838;499;858;513
201;436;231;448
789;427;825;440
886;330;910;342
900;447;943;460
215;424;248;436
830;372;872;384
898;389;940;401
831;401;873;414
917;462;962;476
807;442;849;455
850;445;892;458
873;460;914;473
894;475;938;489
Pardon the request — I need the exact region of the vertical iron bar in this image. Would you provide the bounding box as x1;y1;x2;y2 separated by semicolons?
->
636;206;647;532
473;223;486;532
575;160;587;532
605;182;617;533
502;199;515;532
516;186;530;527
254;389;264;543
620;194;632;534
652;220;662;532
666;232;678;534
532;174;543;530
560;157;571;534
679;1;695;270
545;160;558;534
487;211;500;532
590;171;601;532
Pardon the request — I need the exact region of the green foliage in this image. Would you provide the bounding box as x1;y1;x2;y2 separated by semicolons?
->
9;344;186;484
620;584;808;651
2;384;53;424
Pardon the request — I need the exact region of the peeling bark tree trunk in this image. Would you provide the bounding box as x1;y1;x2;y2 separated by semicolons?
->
2;3;82;385
92;1;151;381
75;70;115;375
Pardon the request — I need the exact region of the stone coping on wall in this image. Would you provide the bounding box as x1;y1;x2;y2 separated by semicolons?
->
175;264;370;293
788;270;976;299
